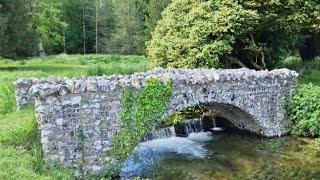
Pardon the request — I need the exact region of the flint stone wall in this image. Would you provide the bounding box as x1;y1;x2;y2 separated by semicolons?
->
14;78;38;109
15;68;298;175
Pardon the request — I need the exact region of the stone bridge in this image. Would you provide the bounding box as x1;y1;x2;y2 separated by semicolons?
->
15;68;298;175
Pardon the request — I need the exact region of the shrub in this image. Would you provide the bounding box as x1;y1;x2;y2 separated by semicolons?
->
147;0;319;69
147;0;258;68
286;84;320;136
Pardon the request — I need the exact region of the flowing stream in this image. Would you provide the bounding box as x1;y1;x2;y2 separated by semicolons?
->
120;118;320;179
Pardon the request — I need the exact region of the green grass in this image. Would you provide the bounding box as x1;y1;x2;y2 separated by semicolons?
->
0;54;147;77
0;108;72;180
281;56;320;86
0;54;147;114
0;54;148;179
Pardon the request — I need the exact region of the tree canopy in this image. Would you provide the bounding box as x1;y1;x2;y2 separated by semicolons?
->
147;0;320;69
0;0;319;61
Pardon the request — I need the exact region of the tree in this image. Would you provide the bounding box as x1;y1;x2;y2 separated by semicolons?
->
148;0;320;69
95;0;116;53
239;0;320;68
136;0;171;42
0;8;8;56
30;0;68;56
61;0;115;54
147;0;258;68
0;0;38;59
109;0;145;55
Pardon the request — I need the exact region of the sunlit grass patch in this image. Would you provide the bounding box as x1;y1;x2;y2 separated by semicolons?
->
0;108;72;180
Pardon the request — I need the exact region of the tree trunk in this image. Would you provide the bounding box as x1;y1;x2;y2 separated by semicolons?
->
38;40;46;58
250;52;267;70
82;3;86;54
227;57;247;68
63;29;66;54
95;0;99;54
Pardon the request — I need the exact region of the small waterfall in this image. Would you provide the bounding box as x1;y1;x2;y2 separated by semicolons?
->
211;117;224;132
145;126;176;141
146;117;219;141
184;118;203;135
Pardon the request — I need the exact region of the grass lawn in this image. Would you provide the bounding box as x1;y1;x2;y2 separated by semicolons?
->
0;54;318;179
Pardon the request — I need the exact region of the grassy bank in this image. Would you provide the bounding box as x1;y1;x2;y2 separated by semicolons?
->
0;54;147;179
0;108;71;179
281;56;320;86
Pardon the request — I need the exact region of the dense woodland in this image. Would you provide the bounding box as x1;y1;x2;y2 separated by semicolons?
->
0;0;171;59
0;0;319;68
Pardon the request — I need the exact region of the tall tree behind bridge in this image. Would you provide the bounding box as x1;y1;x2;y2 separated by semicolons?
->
62;0;115;54
30;0;68;56
136;0;171;43
0;0;37;59
108;0;145;55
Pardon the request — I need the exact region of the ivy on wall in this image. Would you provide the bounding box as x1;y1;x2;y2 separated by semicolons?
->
111;78;173;160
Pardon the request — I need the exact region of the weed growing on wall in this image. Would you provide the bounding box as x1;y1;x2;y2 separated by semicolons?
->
286;84;320;136
111;78;173;160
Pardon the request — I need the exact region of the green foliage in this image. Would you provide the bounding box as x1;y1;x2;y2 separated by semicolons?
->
148;0;320;69
111;78;173;160
0;0;38;59
30;0;68;52
280;56;320;86
148;0;259;68
135;0;171;42
109;0;146;55
62;0;115;54
281;55;303;70
0;83;16;115
286;84;320;136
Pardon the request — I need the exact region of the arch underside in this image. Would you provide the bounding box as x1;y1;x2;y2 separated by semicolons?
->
200;102;264;135
166;101;269;136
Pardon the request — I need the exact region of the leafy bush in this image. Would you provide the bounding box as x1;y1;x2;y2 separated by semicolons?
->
148;0;319;69
111;78;173;160
286;84;320;136
147;0;258;68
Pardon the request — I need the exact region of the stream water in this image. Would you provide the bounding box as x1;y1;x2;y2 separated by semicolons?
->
120;118;320;179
